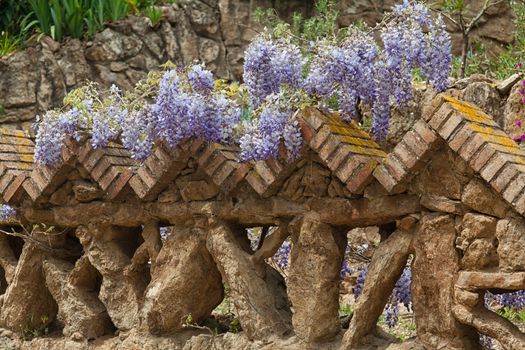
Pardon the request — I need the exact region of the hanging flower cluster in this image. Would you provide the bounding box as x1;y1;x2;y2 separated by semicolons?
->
33;0;451;166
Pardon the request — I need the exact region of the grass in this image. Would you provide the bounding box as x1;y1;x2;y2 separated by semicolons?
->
0;31;19;57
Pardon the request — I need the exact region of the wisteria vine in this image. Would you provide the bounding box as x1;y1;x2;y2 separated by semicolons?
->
32;0;451;166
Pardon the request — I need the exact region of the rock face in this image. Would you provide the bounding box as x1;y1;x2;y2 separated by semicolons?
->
0;1;517;130
142;226;223;334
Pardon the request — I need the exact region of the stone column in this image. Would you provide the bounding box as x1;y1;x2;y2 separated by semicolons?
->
411;213;478;349
43;257;113;340
0;243;57;333
206;221;292;341
287;214;346;343
75;225;142;331
342;228;413;349
141;225;223;334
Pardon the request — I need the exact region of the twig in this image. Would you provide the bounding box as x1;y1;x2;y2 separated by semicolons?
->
0;226;81;259
182;316;218;350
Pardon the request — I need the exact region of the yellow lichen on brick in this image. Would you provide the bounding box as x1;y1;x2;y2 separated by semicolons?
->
510;156;525;166
0;129;28;138
19;154;34;163
478;133;518;148
347;145;387;157
339;135;383;149
492;144;525;156
442;96;496;126
467;123;507;137
16;145;34;154
4;162;32;170
324;113;372;136
0;136;33;146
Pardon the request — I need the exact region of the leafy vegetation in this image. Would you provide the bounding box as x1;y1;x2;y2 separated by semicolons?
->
0;0;174;57
444;0;525;79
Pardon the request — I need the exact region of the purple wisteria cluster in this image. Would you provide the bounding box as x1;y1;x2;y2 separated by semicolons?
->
305;0;451;139
0;204;16;221
240;37;304;161
34;65;241;165
34;1;451;166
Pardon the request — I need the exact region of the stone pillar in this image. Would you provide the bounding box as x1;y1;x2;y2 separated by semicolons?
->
206;221;292;341
412;213;478;349
43;257;113;340
342;228;413;349
75;225;142;331
287;214;346;343
0;244;57;333
141;225;223;334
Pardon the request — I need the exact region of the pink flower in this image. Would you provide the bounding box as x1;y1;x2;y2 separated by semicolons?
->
520;134;525;142
516;121;522;127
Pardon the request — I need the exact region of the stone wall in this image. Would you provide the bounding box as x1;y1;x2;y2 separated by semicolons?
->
0;90;523;349
0;0;516;130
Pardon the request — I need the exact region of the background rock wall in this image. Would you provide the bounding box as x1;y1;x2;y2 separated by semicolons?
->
0;0;516;130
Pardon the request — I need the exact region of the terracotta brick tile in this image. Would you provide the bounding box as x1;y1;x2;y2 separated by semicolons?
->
413;120;439;145
480;153;511;183
246;171;267;195
99;168;119;191
326;144;352;172
428;104;454;130
318;134;340;162
423;95;447;121
129;175;148;199
107;170;133;200
91;157;112;181
346;161;377;193
448;124;472;152
469;143;495;172
384;155;408;182
490;163;519;193
301;107;327;131
438;113;464;140
203;153;226;176
502;173;525;204
403;130;429;158
137;166;157;188
222;163;250;193
212;161;235;186
310;125;332;151
254;161;276;185
334;155;363;183
458;133;486;163
22;178;39;201
394;141;419;170
513;190;525;215
373;164;398;193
